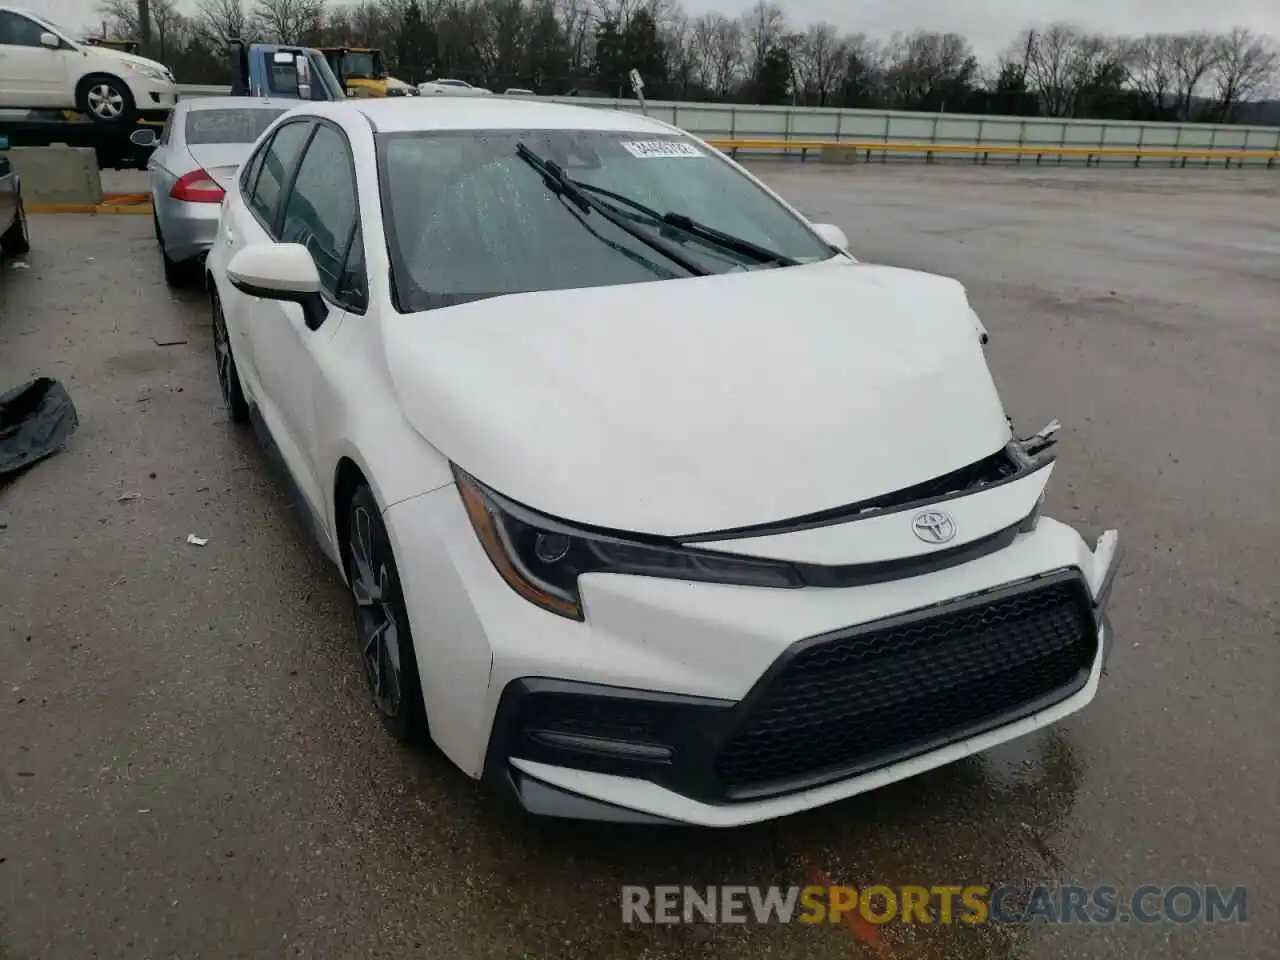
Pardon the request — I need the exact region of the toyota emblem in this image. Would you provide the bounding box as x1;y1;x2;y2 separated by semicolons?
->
911;510;956;544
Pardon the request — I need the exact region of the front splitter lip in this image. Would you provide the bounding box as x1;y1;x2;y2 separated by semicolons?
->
500;626;1109;829
503;766;684;825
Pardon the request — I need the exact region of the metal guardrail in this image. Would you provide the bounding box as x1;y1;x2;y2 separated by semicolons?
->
707;139;1280;167
174;85;1280;167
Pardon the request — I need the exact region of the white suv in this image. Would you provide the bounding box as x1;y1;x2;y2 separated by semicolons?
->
0;7;178;122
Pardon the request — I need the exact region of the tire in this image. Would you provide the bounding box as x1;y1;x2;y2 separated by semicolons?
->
76;74;136;124
344;483;429;744
211;291;250;424
1;195;30;256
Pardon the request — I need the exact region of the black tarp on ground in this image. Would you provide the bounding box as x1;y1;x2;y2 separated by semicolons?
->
0;377;78;479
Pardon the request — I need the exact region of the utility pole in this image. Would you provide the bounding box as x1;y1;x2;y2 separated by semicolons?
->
137;0;151;56
1021;29;1035;79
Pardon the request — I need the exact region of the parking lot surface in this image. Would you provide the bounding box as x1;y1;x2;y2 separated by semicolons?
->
1;166;1277;959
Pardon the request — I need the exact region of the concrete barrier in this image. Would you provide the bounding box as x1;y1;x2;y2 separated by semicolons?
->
6;144;102;205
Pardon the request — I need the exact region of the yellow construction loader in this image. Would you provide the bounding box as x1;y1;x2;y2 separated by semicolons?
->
320;48;418;97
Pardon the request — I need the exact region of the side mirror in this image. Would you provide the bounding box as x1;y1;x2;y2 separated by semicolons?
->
294;54;312;100
810;222;849;252
40;32;60;49
227;243;328;330
130;128;158;148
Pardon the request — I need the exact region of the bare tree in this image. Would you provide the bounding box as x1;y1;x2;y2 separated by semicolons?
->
194;0;252;42
662;11;696;93
1168;32;1218;119
689;12;742;96
838;32;883;106
1017;23;1084;117
252;0;325;43
1069;32;1128;113
475;0;529;78
740;0;784;80
347;0;386;46
883;30;975;110
149;0;184;58
1209;27;1277;120
792;21;844;105
555;0;594;75
97;0;139;37
593;0;672;32
1126;33;1176;117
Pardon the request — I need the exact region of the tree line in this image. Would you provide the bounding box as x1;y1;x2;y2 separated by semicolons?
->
95;0;1280;123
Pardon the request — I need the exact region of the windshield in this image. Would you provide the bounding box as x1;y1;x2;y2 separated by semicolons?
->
343;52;383;79
378;129;835;312
185;107;287;144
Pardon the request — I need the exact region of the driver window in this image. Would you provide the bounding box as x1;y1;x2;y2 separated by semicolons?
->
278;124;364;311
0;11;48;47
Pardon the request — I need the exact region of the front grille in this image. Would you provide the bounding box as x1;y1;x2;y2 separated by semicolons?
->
715;573;1098;796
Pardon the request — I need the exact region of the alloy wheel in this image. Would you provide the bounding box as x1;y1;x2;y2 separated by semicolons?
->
87;84;125;120
212;298;234;411
348;504;403;717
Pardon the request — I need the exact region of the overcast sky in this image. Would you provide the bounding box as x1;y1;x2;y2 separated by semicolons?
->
35;0;1280;60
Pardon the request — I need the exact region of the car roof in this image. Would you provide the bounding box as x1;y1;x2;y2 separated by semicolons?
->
342;97;679;136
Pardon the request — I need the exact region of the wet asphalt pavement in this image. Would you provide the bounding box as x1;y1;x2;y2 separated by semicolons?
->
1;165;1277;959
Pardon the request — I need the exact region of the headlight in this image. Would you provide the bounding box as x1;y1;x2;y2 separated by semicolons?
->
454;466;802;621
125;62;168;82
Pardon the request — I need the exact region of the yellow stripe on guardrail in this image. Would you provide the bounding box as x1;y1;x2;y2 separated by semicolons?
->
705;139;1280;164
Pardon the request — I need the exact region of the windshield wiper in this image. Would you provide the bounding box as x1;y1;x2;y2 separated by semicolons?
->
515;143;708;277
570;181;799;268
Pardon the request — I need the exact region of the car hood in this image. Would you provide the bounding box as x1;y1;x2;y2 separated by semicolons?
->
93;48;171;75
383;260;1012;536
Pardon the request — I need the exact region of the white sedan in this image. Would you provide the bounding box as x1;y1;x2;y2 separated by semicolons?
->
204;98;1122;828
417;78;491;96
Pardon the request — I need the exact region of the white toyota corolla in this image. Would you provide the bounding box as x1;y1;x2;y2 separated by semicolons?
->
204;97;1122;827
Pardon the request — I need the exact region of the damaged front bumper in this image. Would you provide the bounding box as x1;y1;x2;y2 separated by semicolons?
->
480;522;1124;828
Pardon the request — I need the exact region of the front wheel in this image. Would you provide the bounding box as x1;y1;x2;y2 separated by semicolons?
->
77;75;136;124
345;483;429;744
0;196;30;256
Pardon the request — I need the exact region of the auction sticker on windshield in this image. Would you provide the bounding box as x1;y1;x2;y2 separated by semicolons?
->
621;140;703;159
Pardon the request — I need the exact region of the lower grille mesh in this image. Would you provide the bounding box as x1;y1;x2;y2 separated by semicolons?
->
715;575;1097;795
